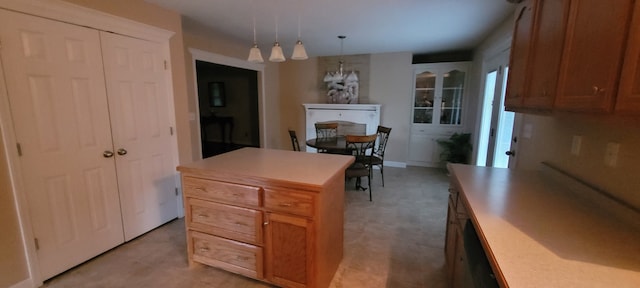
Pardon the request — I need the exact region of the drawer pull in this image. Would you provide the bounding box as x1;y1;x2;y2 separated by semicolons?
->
234;221;245;226
195;187;206;192
263;221;269;226
236;255;249;261
197;214;209;218
199;247;210;253
279;202;293;207
232;193;242;197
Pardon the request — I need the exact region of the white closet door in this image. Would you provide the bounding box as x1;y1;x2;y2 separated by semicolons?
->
0;10;124;279
100;32;178;241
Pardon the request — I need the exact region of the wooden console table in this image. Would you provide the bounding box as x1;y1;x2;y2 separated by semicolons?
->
201;115;234;143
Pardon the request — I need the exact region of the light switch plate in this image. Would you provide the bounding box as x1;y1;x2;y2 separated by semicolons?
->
522;123;533;139
571;135;582;156
604;142;620;167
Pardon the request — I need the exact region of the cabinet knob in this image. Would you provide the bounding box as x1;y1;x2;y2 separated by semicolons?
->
592;86;605;95
117;148;127;156
103;150;114;158
505;150;516;156
263;221;269;226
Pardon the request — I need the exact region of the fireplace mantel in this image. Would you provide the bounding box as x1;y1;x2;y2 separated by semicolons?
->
303;104;381;152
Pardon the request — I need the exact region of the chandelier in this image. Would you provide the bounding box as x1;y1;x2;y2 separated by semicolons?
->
323;36;358;83
323;36;359;104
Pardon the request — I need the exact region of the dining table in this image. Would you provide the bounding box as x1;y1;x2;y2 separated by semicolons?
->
306;136;351;154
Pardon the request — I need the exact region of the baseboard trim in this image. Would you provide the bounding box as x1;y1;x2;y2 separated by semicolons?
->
384;161;406;168
10;278;33;288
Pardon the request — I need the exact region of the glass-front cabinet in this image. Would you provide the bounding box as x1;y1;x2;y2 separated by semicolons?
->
409;62;469;167
413;64;467;126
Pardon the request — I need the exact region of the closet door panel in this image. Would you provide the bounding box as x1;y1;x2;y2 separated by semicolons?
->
100;32;178;241
0;9;124;280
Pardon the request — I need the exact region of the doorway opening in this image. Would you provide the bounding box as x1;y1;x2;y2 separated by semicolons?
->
195;60;260;158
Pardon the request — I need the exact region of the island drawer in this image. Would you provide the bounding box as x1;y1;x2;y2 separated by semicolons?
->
183;176;262;207
264;188;314;217
187;198;263;245
190;231;264;279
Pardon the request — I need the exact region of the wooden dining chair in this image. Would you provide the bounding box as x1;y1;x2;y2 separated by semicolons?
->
315;122;338;153
288;129;300;151
345;134;378;201
372;126;392;186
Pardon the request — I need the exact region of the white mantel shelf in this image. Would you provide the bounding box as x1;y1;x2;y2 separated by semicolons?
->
303;103;381;111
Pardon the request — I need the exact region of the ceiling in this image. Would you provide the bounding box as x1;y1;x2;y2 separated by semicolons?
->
145;0;516;58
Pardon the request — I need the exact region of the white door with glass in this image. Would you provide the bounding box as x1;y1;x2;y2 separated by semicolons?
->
476;50;519;168
408;62;468;167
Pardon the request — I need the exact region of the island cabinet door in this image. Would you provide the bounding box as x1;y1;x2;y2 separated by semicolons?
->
265;212;312;288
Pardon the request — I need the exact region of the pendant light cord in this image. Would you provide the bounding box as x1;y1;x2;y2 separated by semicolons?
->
253;15;257;43
297;0;302;40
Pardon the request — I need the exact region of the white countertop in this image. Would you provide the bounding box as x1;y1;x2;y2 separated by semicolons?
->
448;164;640;288
177;148;354;188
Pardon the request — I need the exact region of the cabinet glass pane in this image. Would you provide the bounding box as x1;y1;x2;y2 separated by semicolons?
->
415;89;435;108
443;70;465;88
413;108;433;124
441;70;465;125
416;71;436;89
414;71;436;124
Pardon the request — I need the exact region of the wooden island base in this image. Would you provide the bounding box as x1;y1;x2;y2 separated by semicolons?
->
177;148;354;288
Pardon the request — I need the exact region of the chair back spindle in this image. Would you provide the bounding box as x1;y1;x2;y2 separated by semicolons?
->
288;130;301;151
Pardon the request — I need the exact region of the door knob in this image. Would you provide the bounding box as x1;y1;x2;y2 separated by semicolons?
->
103;150;114;158
117;148;128;156
505;150;516;156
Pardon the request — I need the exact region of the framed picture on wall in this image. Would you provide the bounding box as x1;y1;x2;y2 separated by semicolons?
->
208;81;226;107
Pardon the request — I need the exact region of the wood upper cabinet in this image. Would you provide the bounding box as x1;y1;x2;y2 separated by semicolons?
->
505;0;570;110
505;0;535;108
555;0;634;112
616;1;640;113
524;0;570;108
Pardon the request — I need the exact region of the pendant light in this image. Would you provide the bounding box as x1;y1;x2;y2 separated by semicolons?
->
247;11;264;63
324;35;348;82
291;2;308;60
269;12;286;62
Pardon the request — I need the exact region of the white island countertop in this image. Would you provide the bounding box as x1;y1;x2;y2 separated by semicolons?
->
177;147;354;189
448;164;640;288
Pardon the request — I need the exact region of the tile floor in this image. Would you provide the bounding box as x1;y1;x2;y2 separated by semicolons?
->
43;166;450;288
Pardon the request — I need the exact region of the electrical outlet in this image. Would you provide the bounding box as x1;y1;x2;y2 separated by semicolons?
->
604;142;620;167
522;124;533;139
571;135;582;156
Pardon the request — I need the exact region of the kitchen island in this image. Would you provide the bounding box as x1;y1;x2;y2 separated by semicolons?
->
177;148;354;288
446;163;640;288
